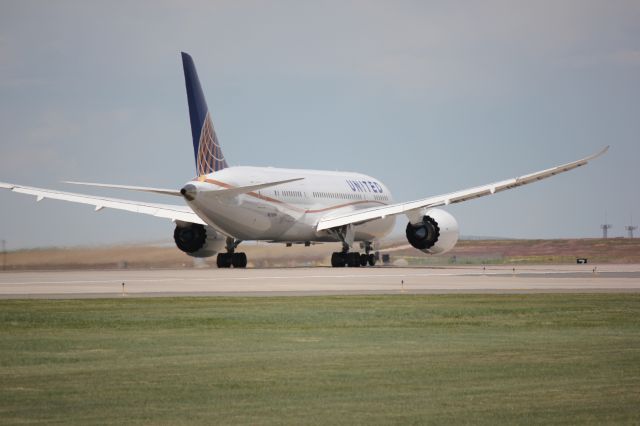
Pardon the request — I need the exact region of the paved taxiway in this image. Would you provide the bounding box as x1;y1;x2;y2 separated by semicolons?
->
1;264;639;298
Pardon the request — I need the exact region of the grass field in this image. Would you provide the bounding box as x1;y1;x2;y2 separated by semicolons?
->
1;295;640;424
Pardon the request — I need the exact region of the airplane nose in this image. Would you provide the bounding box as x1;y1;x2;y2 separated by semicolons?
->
180;184;197;201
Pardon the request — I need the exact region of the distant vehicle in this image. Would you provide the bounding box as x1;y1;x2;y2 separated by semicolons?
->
0;53;608;268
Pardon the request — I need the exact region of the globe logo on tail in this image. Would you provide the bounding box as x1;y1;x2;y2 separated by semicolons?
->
197;112;228;176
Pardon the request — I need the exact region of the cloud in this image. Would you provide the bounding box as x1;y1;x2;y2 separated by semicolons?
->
0;1;638;246
0;107;139;180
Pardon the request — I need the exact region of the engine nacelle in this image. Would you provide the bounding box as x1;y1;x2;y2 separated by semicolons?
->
405;208;459;255
173;223;225;258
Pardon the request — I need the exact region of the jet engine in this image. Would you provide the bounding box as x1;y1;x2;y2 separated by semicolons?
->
173;222;225;258
405;208;459;255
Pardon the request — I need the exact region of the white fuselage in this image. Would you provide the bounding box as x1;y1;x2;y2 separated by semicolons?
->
184;166;395;243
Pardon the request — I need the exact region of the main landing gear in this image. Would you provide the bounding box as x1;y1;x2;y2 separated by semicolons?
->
330;240;376;268
330;251;376;267
216;237;247;268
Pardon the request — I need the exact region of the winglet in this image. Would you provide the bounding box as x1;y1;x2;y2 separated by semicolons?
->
589;145;609;161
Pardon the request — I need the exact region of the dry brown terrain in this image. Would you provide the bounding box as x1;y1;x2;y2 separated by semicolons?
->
2;238;639;270
393;238;640;265
2;242;341;270
455;238;640;261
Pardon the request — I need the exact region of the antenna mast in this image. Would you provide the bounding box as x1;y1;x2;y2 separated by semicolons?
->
625;213;637;238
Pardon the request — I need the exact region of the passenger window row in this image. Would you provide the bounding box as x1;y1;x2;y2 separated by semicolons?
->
312;192;363;200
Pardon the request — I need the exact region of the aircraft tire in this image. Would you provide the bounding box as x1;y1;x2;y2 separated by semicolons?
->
216;253;232;268
331;252;346;267
232;253;247;268
368;253;376;266
347;252;360;267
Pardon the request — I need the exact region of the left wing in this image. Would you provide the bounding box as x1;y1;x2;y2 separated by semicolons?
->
0;182;205;224
316;146;608;231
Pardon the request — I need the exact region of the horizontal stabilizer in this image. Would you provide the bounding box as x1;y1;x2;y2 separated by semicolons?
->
200;177;305;198
64;181;181;196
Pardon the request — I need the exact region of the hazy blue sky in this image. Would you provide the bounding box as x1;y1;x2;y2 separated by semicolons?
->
1;1;639;249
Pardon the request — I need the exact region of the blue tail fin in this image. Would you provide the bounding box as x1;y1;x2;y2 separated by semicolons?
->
181;52;228;175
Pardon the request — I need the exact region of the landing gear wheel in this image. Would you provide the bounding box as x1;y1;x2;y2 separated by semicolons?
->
367;253;376;266
347;252;361;267
217;252;247;268
332;252;369;267
216;253;232;268
331;252;346;267
232;253;247;268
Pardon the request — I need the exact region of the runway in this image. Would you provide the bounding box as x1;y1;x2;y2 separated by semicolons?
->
1;264;639;298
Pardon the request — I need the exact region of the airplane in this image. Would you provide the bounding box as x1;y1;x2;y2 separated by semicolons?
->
0;52;608;268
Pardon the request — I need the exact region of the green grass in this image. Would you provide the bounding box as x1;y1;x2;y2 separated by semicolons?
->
1;295;639;425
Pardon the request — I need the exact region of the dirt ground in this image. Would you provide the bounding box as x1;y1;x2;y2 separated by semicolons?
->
2;238;639;270
440;238;640;264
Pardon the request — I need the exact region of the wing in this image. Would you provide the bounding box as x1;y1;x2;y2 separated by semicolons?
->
0;182;205;224
316;146;609;231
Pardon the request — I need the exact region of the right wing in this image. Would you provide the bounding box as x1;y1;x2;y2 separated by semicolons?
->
316;146;609;231
0;182;205;224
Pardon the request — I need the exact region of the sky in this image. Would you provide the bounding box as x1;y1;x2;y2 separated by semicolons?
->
0;0;639;249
